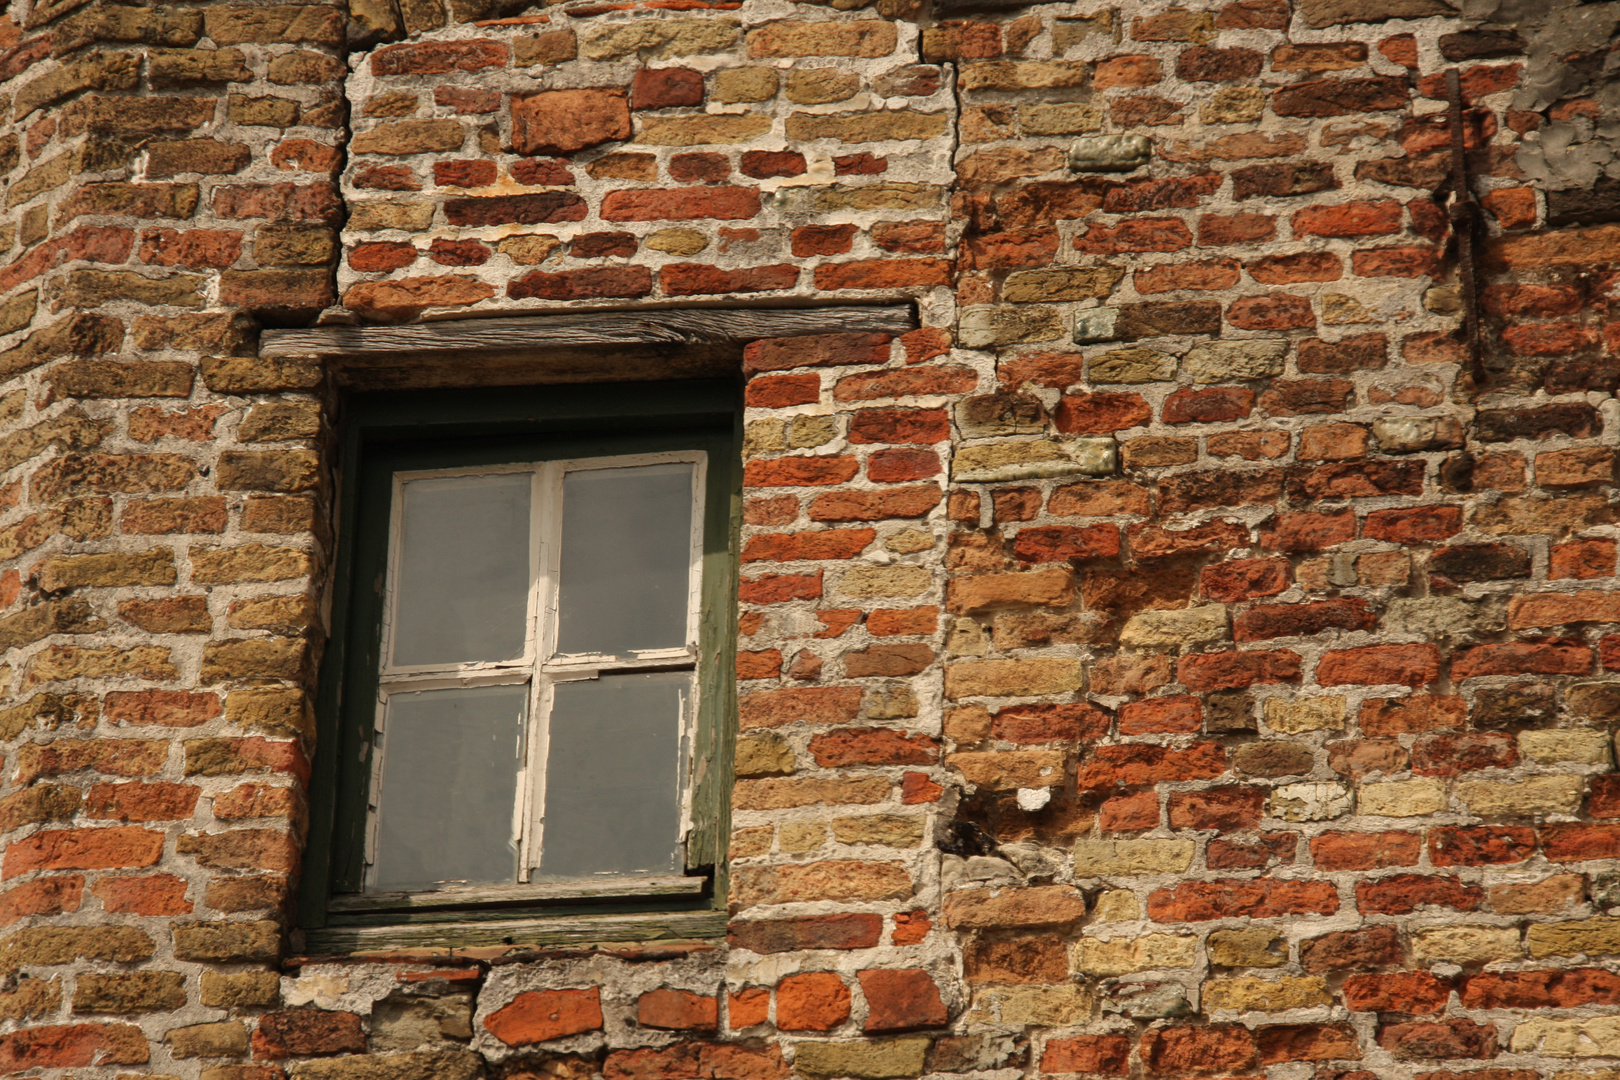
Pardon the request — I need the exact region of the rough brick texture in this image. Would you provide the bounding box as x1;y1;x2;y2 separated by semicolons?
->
1;0;1619;1075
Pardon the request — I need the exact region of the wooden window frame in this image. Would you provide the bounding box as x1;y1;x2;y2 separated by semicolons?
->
299;379;742;953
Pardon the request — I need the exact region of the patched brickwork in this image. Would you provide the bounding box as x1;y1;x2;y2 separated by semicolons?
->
0;0;1619;1074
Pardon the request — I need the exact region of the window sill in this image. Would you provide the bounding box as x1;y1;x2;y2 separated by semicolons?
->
328;875;707;915
302;908;727;955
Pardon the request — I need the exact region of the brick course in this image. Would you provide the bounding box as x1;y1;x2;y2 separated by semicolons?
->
0;0;1618;1075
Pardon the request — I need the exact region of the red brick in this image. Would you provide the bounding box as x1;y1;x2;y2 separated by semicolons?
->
0;876;83;927
738;571;821;604
792;224;857;256
1077;742;1227;790
1312;830;1421;871
1100;790;1159;831
1379;1018;1497;1061
1355;873;1483;915
1363;505;1462;544
1202;558;1290;601
637;989;718;1031
84;782;200;822
742;151;807;180
632;67;703;109
740;687;863;729
1134;258;1241;293
1120;695;1202;735
601;186;759;222
1162;387;1254;424
1200;212;1276;245
372;39;507;75
746;374;821;409
809;485;941;522
0;1025;148;1071
1055;392;1151;433
4;826;164;878
434;159;497;188
744;457;859;487
1235;598;1375;641
858;969;946;1033
834;365;977;401
348;241;416;272
662;263;797;296
866;606;938;635
1044;1036;1132;1075
434;86;499;114
508;266;650;301
1428;825;1537;866
849;408;949;445
1228;291;1315;330
104;690;221;727
1301;925;1402;972
737;650;782;679
1461;969;1620;1009
901;772;943;803
992;703;1111;743
729;913;883;953
1353;246;1440;277
1452;641;1592;679
484;989;604;1046
1074;217;1193;253
809;728;938;767
1208;833;1297;870
742;528;874;563
1258;509;1356;552
814;259;953;290
1258;1024;1361;1063
1541;824;1620;863
728;988;769;1029
1247;251;1342;284
775;972;849;1032
1359;696;1466;736
1412;732;1518;776
1140;1025;1256;1074
1178;649;1301;692
1013;525;1122;563
1317;644;1440;687
509;158;574;185
91;874;191;915
1167;785;1264;830
253;1010;367;1059
743;333;890;374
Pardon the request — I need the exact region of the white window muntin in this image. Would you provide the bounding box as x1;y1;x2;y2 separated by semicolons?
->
364;450;708;891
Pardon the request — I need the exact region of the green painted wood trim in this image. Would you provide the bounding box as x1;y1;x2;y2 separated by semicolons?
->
299;380;741;934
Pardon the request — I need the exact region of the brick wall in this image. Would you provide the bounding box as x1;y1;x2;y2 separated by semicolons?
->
0;0;1619;1074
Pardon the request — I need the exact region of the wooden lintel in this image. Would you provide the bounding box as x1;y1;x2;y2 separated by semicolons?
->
260;304;917;360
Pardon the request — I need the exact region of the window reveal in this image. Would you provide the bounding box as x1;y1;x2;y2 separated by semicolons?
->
366;453;706;894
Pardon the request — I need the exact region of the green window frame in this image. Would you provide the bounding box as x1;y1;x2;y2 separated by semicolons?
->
299;380;740;952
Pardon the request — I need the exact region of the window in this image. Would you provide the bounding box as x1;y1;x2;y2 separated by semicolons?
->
300;381;739;950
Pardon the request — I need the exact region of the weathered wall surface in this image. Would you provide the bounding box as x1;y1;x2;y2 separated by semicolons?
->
0;0;1619;1075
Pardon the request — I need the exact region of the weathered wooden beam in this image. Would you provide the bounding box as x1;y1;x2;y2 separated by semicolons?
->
260;304;917;359
302;909;728;954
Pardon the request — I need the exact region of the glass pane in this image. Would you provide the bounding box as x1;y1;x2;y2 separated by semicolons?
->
392;472;531;667
538;672;685;878
371;685;526;892
556;462;695;657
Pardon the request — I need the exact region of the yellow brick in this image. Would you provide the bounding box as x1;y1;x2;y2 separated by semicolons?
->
1074;934;1196;975
1457;776;1584;817
1518;728;1611;765
1203;976;1331;1012
1411;925;1522;964
1358;778;1446;817
1073;838;1194;876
